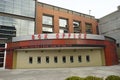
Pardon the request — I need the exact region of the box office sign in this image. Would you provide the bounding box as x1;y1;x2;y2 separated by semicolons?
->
32;33;105;40
12;33;105;42
32;33;86;40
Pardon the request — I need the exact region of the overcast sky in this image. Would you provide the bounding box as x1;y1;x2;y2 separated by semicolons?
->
38;0;120;18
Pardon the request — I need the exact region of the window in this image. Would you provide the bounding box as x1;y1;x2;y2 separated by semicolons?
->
96;25;99;34
37;57;41;64
46;56;49;63
42;27;53;33
0;0;35;18
86;55;90;62
59;29;64;33
42;15;53;25
0;16;35;36
78;56;82;63
85;23;92;34
59;18;68;33
29;57;33;64
54;56;58;63
62;56;66;63
117;43;119;47
73;21;81;33
70;56;74;63
59;19;67;27
42;15;53;33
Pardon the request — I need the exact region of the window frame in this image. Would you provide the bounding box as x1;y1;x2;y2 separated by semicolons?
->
70;56;74;63
37;56;41;64
78;55;82;63
73;20;81;33
59;18;68;33
62;56;66;63
85;23;93;34
46;56;49;63
86;55;90;62
42;15;54;33
42;15;53;26
54;56;58;63
29;57;33;64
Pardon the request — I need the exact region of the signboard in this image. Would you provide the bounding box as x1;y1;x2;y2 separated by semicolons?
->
32;33;87;40
12;33;105;42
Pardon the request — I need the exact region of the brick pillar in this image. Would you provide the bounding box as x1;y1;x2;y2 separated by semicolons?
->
92;22;97;34
81;21;86;33
104;41;119;66
68;18;73;33
5;50;13;69
36;5;42;34
54;15;59;33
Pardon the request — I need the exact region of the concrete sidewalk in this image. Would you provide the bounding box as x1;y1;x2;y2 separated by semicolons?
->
0;64;120;80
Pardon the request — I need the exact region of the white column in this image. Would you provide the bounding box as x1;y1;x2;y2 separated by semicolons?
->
3;43;7;69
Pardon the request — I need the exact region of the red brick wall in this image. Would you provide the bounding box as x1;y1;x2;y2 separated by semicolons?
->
6;39;119;69
36;3;98;34
5;50;13;69
104;41;119;66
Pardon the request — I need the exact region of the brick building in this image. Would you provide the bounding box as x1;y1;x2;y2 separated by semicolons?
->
0;0;118;69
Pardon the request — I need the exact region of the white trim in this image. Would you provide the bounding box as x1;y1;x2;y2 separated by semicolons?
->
16;47;103;51
3;43;7;69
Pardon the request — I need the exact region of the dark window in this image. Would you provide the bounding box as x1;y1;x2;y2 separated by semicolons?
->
54;56;58;63
0;63;3;67
85;23;92;34
96;25;99;34
29;57;33;64
62;56;66;63
117;43;119;47
0;53;4;57
46;56;49;63
78;56;82;62
86;55;90;62
37;57;41;63
0;44;5;47
0;25;16;38
73;21;81;33
0;58;4;62
70;56;74;63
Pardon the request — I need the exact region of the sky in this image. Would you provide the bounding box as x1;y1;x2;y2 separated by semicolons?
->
38;0;120;18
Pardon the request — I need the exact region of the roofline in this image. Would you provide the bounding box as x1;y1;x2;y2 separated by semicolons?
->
37;1;95;19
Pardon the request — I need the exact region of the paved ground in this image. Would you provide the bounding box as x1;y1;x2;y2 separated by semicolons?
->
0;64;120;80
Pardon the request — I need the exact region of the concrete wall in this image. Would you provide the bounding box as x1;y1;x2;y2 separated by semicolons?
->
99;7;120;60
14;49;104;69
99;7;120;44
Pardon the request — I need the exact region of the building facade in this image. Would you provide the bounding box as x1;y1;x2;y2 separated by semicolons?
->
0;0;35;68
0;25;16;67
0;0;118;69
6;33;118;69
0;0;35;36
99;6;120;59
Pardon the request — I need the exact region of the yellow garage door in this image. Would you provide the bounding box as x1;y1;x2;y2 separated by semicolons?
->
14;49;105;69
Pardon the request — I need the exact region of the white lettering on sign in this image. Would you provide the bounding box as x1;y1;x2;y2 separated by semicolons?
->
32;33;86;40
